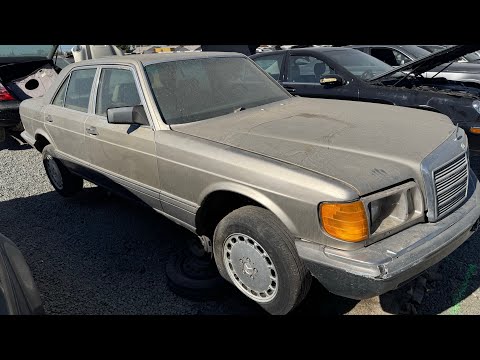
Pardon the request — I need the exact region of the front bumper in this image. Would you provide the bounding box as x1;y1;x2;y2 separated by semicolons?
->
297;169;480;300
0;100;21;128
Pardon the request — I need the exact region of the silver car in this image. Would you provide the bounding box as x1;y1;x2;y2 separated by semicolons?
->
19;52;480;314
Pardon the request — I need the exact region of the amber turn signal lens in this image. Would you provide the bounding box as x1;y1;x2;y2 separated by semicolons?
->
320;201;368;242
470;127;480;134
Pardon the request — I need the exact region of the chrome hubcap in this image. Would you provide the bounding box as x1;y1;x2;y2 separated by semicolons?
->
223;233;278;302
46;155;63;190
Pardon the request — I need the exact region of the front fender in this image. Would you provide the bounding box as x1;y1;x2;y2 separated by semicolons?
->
198;181;299;235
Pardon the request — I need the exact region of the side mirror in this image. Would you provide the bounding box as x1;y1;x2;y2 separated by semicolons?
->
106;105;149;126
319;74;344;87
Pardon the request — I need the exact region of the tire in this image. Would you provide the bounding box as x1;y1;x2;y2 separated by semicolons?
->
166;246;230;301
213;205;312;315
42;144;83;197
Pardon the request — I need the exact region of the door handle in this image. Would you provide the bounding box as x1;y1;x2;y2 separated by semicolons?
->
86;126;98;136
46;115;53;122
284;87;296;93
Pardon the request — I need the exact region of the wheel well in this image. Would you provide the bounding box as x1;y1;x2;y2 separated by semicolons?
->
34;134;50;152
196;191;264;240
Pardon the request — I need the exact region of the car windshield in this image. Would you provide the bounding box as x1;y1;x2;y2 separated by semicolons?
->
0;45;56;59
326;49;393;80
145;56;290;125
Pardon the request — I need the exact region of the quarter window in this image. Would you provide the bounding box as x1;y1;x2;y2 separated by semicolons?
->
64;69;97;113
95;68;141;116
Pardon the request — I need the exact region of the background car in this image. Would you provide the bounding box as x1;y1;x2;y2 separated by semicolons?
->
250;45;480;148
0;232;44;315
349;45;480;83
71;45;123;62
0;45;61;141
418;45;480;64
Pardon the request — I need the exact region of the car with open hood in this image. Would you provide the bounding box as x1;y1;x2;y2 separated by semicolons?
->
19;52;480;314
0;45;62;141
251;46;480;149
0;232;44;315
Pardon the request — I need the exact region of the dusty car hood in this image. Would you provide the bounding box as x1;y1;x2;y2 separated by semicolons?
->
172;97;455;195
370;45;480;80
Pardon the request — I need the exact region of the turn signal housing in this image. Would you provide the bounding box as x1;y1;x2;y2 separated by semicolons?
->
320;201;368;242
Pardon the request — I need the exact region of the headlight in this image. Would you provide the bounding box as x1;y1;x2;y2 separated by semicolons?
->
473;100;480;115
320;182;424;244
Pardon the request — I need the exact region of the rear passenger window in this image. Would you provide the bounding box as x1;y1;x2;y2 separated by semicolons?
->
64;69;97;112
52;75;69;106
95;68;141;116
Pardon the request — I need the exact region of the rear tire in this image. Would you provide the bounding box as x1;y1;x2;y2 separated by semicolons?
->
213;205;311;315
42;144;83;197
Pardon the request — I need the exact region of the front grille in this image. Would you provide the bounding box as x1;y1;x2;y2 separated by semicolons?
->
433;153;469;218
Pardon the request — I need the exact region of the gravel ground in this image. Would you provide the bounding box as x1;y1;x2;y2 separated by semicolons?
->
1;132;479;315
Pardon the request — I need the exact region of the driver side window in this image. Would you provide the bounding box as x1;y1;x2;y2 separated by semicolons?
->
286;55;335;83
95;68;141;117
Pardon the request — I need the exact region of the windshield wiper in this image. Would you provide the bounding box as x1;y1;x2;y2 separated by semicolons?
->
233;107;246;113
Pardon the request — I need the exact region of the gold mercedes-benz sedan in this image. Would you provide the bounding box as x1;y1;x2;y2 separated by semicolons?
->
19;52;480;314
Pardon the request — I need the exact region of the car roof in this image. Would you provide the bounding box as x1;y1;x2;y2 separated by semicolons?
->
68;51;246;67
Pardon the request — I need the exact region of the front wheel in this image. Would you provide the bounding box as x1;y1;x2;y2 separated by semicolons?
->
42;145;83;197
213;206;311;315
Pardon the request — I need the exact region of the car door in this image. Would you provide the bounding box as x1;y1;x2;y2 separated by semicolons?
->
84;65;161;210
282;52;358;100
44;67;97;162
